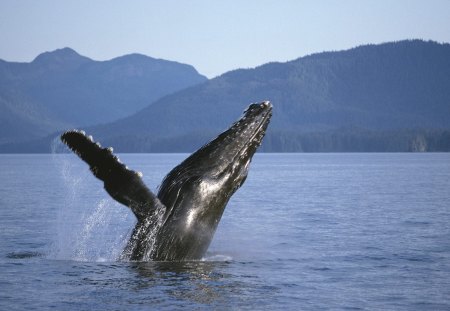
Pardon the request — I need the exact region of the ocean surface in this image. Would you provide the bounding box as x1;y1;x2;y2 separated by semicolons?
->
1;152;449;310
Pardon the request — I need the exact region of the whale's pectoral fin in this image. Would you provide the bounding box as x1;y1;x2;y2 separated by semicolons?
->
60;130;163;221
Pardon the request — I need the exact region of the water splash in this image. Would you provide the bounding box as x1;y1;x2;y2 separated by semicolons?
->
142;204;166;261
119;199;167;261
202;254;233;262
49;139;134;262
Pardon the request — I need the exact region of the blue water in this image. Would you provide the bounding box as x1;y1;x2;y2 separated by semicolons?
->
1;153;450;310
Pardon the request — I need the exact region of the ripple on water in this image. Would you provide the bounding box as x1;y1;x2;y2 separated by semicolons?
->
6;251;43;259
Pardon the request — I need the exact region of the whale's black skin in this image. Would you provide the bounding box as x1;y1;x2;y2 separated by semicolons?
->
60;101;272;261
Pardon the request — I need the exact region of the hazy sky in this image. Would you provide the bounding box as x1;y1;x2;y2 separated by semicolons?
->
1;0;449;77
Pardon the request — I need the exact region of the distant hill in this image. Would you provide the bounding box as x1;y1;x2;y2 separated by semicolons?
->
78;40;450;152
0;48;207;144
1;40;450;152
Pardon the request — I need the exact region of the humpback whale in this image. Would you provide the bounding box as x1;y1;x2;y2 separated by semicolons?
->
60;101;272;261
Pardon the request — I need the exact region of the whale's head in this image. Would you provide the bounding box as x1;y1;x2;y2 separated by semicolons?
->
154;102;272;260
198;100;273;185
159;100;272;201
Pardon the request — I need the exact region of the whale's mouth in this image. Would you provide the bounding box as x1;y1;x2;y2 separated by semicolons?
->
226;101;272;154
189;101;272;181
229;101;272;163
241;101;272;148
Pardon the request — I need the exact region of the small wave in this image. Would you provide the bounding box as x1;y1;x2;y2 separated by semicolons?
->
403;220;431;226
311;267;332;271
202;254;233;262
6;251;43;259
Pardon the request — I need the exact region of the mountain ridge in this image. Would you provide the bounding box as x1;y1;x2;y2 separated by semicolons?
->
83;39;450;152
0;48;207;144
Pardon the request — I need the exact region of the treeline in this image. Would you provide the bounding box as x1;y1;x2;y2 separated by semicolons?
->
81;128;450;153
1;128;449;153
259;128;450;152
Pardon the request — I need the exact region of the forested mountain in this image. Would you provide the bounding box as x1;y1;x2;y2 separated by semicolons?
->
0;48;207;144
81;40;450;152
1;40;450;152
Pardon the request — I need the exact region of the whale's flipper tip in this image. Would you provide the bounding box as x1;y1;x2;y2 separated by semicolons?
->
60;130;162;220
61;130;97;154
61;130;114;179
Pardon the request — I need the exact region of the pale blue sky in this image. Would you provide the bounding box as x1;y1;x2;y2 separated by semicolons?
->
1;0;449;77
